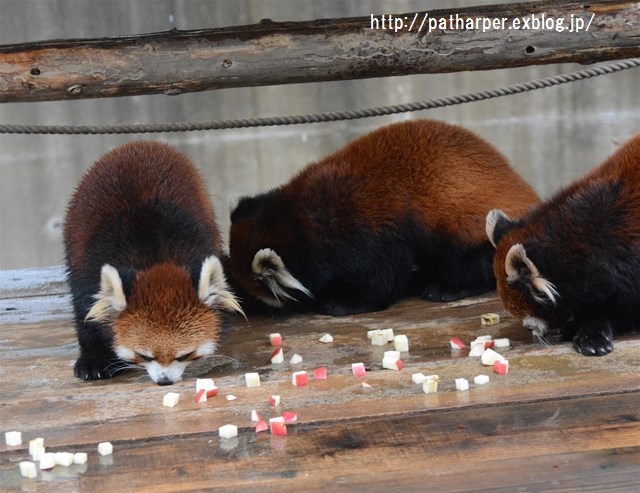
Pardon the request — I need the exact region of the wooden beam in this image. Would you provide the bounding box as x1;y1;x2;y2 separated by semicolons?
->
0;1;638;103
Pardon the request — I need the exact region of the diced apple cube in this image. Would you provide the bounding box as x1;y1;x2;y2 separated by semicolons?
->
55;452;75;467
289;353;303;364
393;334;409;352
384;350;401;359
162;392;180;408
449;337;466;349
411;372;426;384
251;410;261;422
423;376;439;394
226;394;237;401
195;389;208;403
370;330;388;346
271;347;284;364
282;411;298;423
19;461;37;478
313;367;327;380
97;442;113;456
270;421;287;436
245;372;261;388
382;356;403;371
481;348;506;366
473;335;493;343
455;378;469;391
468;341;486;357
319;333;334;343
351;362;366;378
473;374;490;385
255;420;268;433
39;453;56;470
383;328;395;342
493;359;509;375
291;371;308;387
481;313;500;325
196;378;215;392
269;395;281;406
4;431;22;446
29;438;44;456
218;424;238;439
31;446;46;461
73;453;88;465
206;386;219;398
494;338;511;348
362;382;372;389
269;333;282;346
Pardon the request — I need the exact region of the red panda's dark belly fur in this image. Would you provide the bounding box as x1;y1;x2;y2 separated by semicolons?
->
230;120;540;315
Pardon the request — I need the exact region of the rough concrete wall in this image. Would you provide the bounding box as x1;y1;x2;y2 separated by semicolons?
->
1;0;638;269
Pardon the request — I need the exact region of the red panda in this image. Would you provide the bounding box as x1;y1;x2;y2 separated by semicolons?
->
486;133;640;356
229;119;540;315
63;141;243;385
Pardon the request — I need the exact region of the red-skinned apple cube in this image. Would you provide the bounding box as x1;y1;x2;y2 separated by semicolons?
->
270;421;287;436
352;362;366;378
494;359;509;375
313;367;327;380
270;395;281;406
283;412;298;423
255;420;268;433
195;389;207;403
292;371;308;387
269;333;282;346
449;337;466;349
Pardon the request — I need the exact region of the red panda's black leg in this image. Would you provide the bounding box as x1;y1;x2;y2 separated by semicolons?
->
74;320;126;380
572;316;614;356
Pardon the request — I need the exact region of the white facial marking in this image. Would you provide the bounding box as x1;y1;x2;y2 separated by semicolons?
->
523;315;548;337
115;346;135;361
143;360;189;384
195;340;216;357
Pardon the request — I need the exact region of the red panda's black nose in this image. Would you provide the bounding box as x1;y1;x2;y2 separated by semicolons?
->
156;377;174;386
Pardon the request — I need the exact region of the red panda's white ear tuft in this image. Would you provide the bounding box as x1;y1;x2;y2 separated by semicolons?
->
86;264;127;322
198;256;246;318
486;209;512;248
505;244;558;305
252;248;313;304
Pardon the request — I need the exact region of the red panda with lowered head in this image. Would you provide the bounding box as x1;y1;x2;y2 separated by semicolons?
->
64;142;243;385
229;119;540;315
486;133;640;356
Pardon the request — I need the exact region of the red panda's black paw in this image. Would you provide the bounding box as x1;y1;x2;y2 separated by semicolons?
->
572;332;614;356
74;354;126;380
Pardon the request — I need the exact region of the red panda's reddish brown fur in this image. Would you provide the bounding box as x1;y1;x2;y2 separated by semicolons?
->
64;141;242;384
229;119;540;315
487;133;640;356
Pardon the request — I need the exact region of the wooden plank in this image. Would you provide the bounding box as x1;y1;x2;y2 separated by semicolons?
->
1;275;638;491
1;1;639;102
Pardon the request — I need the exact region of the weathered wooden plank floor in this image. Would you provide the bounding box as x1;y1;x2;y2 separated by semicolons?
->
1;267;639;492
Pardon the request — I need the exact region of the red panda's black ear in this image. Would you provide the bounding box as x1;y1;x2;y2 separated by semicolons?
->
486;209;515;248
86;265;127;322
198;256;246;318
505;244;558;305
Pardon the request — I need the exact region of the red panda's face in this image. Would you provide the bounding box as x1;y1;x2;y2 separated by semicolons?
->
86;258;243;385
487;209;560;345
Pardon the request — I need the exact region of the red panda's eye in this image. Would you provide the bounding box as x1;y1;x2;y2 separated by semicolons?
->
175;351;195;362
135;352;154;362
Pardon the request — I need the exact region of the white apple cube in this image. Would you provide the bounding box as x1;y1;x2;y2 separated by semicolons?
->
55;452;75;467
393;334;409;352
319;333;334;343
412;372;426;384
494;338;511;348
196;378;215;393
370;330;388;346
481;313;500;326
245;372;261;388
162;392;180;408
73;452;88;465
289;353;303;364
39;452;56;470
219;424;238;439
19;461;37;478
4;431;22;446
455;378;469;391
481;348;506;366
423;376;439;394
474;374;490;385
97;442;113;456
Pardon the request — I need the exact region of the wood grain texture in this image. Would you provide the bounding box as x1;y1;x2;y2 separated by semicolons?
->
1;275;639;491
1;1;639;102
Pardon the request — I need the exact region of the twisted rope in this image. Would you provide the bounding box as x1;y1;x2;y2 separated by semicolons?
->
1;58;638;135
